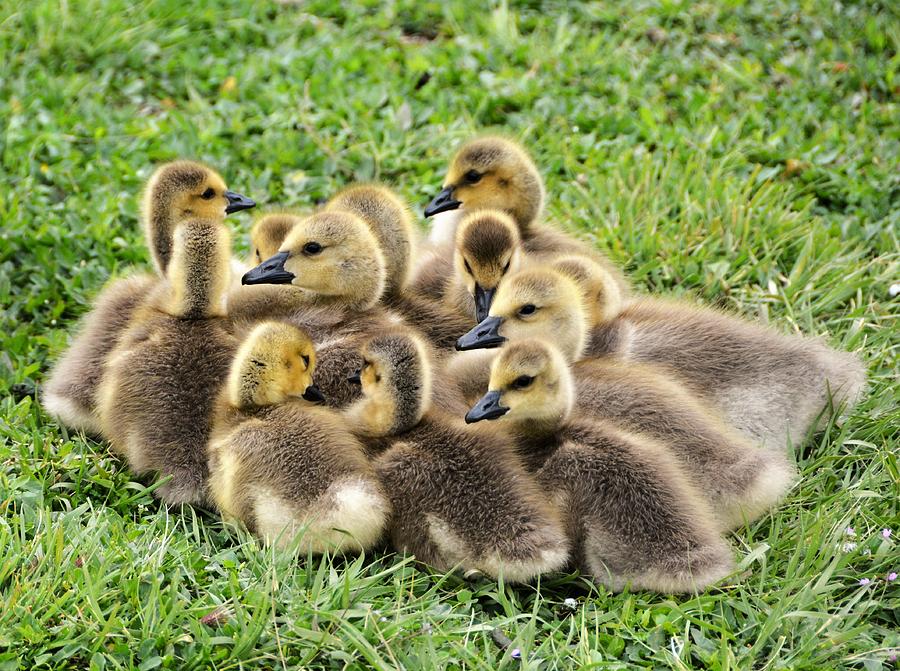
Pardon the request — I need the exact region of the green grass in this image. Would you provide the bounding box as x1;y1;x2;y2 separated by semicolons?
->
1;0;898;668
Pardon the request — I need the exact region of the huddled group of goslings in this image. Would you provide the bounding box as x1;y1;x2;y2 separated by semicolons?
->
43;136;867;593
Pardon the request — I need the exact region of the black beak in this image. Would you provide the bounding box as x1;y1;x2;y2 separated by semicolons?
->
456;315;506;351
242;251;294;285
473;285;496;323
224;190;256;214
465;390;509;424
347;370;361;385
424;186;462;217
302;384;326;404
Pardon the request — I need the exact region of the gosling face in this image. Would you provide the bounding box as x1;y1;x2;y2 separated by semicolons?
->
465;339;573;429
424;136;544;231
242;211;387;310
453;210;524;322
228;322;324;409
249;214;300;265
456;267;588;362
144;161;256;224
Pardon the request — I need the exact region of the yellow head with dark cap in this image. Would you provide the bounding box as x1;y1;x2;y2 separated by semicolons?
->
456;266;588;363
249;213;301;265
424;136;544;234
465;339;574;434
142;160;255;274
242;211;387;311
345;330;432;437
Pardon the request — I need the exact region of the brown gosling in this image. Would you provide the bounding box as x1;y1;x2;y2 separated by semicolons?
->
43;161;254;434
97;217;238;505
208;321;388;553
457;265;866;452
466;339;735;593
343;330;569;583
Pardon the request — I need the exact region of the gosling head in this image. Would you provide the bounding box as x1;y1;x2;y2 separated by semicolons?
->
345;330;432;437
465;339;574;435
551;255;624;324
142;160;255;273
453;210;524;322
227;321;324;410
241;211;388;311
456;266;588;362
249;213;300;265
424;136;544;234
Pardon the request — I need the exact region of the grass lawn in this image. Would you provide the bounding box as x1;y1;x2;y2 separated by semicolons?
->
1;0;898;668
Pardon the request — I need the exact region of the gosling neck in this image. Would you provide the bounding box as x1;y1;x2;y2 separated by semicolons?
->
163;220;231;319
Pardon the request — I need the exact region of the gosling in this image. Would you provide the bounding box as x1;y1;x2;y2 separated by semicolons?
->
208;321;388;553
343;330;569;582
98;216;238;505
466;339;734;593
43;161;254;434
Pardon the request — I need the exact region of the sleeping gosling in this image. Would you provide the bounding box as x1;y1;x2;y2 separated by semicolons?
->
208;321;388;553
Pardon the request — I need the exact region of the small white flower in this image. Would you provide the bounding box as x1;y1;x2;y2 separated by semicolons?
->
564;597;577;608
842;542;857;552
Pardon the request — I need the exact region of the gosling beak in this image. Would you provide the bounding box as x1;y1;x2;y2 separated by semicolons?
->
224;190;256;214
465;390;509;424
424;186;462;217
473;285;496;323
347;370;362;385
301;384;326;404
456;315;506;351
242;251;294;285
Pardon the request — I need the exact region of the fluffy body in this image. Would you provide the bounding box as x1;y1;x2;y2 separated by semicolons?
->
346;331;568;581
43;274;155;434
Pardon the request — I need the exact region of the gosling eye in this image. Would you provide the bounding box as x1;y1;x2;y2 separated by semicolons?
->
463;259;473;275
502;259;511;273
518;303;537;317
464;169;481;184
301;354;310;368
201;187;216;200
511;375;534;390
375;374;382;383
255;248;261;261
303;242;322;255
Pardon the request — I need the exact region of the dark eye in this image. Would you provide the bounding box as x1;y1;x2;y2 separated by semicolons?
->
464;169;481;184
463;259;473;274
302;354;310;368
502;259;511;273
303;242;322;255
255;248;261;261
511;375;534;390
518;304;537;316
201;187;216;200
